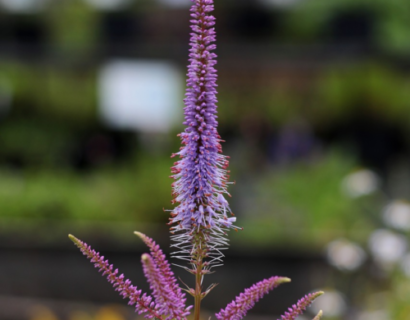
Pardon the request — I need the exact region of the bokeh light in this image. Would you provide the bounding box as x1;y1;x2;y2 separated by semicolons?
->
309;290;346;318
383;200;410;231
327;239;366;271
341;169;379;198
369;229;407;265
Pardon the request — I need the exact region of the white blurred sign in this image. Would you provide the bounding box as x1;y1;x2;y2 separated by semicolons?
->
258;0;302;8
0;0;48;13
99;60;183;133
83;0;132;11
156;0;191;8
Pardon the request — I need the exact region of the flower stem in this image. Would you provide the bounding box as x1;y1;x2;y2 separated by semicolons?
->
193;232;206;320
194;268;202;320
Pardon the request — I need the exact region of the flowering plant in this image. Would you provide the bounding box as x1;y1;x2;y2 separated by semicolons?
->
69;1;324;319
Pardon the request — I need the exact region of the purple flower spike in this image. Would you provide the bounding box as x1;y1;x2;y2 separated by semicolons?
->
141;254;189;320
169;0;240;265
215;277;291;320
136;232;190;319
278;291;324;320
68;235;163;319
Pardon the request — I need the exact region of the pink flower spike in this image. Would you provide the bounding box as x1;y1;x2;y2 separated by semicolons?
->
135;232;190;317
68;234;163;320
215;276;291;320
141;253;188;320
278;291;324;320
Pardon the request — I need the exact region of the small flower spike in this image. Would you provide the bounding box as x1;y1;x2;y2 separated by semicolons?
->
169;0;240;267
135;232;188;313
68;235;163;319
136;231;190;319
215;276;291;320
141;254;191;320
312;310;323;320
278;291;324;320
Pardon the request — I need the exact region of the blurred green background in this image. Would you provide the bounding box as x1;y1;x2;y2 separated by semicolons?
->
1;0;410;320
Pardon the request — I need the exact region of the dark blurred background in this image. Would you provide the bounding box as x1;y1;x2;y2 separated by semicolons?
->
1;0;410;319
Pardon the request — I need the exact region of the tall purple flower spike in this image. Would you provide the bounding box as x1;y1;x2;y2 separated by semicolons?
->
69;234;191;320
68;2;326;319
215;277;290;320
169;0;240;267
278;291;324;320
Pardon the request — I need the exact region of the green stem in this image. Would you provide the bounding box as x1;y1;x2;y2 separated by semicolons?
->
194;267;202;320
193;233;205;320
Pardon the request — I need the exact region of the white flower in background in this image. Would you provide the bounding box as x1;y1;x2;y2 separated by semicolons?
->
401;253;410;278
327;239;366;271
341;169;379;198
309;289;346;318
369;229;407;264
383;200;410;231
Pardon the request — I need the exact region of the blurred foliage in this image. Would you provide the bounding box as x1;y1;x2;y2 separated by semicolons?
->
231;151;374;251
45;1;99;56
1;62;97;123
286;0;410;54
219;61;410;131
218;85;299;128
0;153;171;223
314;62;410;128
390;275;410;320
